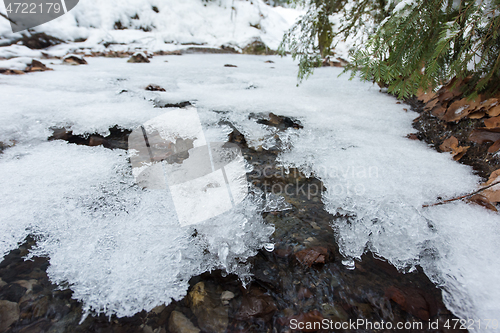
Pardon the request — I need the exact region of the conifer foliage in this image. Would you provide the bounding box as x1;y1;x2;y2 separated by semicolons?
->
280;0;500;99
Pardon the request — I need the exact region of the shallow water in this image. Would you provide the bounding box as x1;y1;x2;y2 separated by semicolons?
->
0;114;465;333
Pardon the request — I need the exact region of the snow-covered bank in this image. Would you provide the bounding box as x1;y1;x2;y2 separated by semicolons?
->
0;0;302;58
0;54;499;330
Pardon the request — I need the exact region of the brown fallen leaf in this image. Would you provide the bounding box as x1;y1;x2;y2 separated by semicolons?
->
438;90;456;103
442;98;481;122
468;111;486;119
439;136;469;160
466;194;498;211
484;115;500;129
480;98;499;110
488;105;500;117
481;169;500;204
424;98;440;112
417;89;437;104
469;128;500;144
439;136;459;151
431;105;447;119
488;139;500;153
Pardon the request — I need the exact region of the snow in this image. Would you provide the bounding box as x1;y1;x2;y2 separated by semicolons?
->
0;0;302;58
0;54;499;329
0;56;32;70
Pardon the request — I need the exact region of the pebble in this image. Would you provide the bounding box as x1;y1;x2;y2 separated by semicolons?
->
168;311;200;333
220;291;234;305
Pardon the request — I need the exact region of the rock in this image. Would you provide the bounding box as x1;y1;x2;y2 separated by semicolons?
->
294;246;329;267
236;287;276;321
224;64;237;68
32;296;49;318
63;55;88;65
242;38;275;55
142;325;154;333
256;113;303;130
128;52;150;63
385;286;430;321
0;283;27;302
88;135;107;147
20;32;64;49
297;286;313;300
0;69;26;75
151;304;166;314
0;278;7;288
145;84;166;92
15;280;38;293
188;282;228;333
169;311;200;333
264;60;274;63
25;59;52;72
0;300;20;332
220;291;234;305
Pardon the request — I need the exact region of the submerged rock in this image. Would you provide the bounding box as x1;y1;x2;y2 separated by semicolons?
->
0;300;20;331
236;287;276;321
188;282;228;333
220;291;234;305
294;246;330;267
168;311;200;333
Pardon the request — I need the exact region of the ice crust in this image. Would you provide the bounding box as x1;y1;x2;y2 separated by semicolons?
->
0;141;272;317
0;55;499;327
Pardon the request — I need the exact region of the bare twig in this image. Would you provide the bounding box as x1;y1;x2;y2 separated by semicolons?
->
423;180;500;208
0;12;16;25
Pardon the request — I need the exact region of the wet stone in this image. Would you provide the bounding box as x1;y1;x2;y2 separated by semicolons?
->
168;311;200;333
188;282;228;333
236;287;277;321
0;283;27;302
294;246;330;267
48;126;131;150
220;291;234;306
0;300;20;331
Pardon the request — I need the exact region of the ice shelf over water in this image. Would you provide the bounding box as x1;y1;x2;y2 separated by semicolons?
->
0;54;499;329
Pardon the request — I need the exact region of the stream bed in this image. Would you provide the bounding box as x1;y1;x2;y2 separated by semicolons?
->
0;112;465;333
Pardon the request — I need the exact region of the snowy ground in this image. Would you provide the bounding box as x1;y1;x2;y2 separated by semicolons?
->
0;54;499;330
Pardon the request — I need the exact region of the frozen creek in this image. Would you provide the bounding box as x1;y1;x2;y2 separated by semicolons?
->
0;54;499;332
